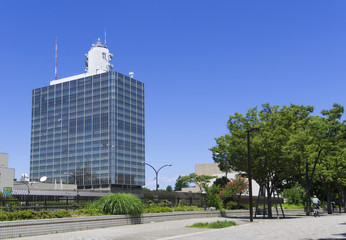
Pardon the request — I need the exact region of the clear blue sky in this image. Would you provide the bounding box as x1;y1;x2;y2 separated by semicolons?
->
0;1;345;190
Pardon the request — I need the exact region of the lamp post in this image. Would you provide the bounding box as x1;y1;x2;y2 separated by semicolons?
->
246;127;259;222
23;182;30;207
64;172;79;203
143;162;172;191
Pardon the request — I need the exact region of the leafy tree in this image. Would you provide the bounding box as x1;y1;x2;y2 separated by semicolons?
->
174;175;189;191
211;104;302;217
213;176;230;188
177;173;215;193
285;104;345;215
166;185;173;192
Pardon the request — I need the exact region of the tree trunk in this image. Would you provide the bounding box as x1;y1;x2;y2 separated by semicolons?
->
326;186;332;214
338;187;342;214
304;182;311;216
343;187;346;213
266;185;272;218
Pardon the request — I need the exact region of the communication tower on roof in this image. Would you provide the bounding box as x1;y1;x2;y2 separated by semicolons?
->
85;38;113;74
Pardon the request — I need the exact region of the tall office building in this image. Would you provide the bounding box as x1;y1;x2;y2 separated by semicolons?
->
30;39;145;191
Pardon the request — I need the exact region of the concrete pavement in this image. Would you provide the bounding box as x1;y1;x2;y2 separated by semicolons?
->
8;212;346;240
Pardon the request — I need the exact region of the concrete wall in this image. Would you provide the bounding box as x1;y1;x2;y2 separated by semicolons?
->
0;153;9;168
0;210;247;239
0;153;15;191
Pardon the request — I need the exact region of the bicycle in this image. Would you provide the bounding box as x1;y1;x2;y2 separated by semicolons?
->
313;204;320;217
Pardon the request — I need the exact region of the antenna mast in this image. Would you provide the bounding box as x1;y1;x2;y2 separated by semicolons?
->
104;28;107;47
55;37;58;80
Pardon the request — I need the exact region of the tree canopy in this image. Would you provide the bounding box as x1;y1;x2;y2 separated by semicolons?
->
210;103;345;216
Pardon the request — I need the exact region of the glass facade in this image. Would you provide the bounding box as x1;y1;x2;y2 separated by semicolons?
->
30;71;145;189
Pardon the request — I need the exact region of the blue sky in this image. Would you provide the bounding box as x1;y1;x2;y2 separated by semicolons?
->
0;1;345;190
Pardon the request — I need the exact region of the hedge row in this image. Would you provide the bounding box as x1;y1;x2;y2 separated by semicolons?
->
0;210;71;221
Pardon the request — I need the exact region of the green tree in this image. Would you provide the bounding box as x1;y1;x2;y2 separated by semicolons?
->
285;104;345;215
313;104;345;213
166;185;173;192
178;173;215;193
211;104;303;217
174;175;189;191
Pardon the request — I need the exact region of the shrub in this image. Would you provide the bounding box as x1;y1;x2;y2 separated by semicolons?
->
173;204;201;212
225;201;238;210
96;193;143;216
38;210;54;219
0;213;9;221
75;208;103;216
204;185;223;210
53;210;72;218
282;183;306;205
143;201;174;213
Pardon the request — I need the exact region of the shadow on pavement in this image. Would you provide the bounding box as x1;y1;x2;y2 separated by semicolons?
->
315;232;346;240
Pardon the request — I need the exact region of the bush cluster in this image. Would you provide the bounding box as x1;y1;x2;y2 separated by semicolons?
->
0;210;71;221
87;193;143;216
143;200;202;213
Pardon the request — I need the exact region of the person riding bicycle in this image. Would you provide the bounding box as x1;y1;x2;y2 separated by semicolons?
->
312;195;320;209
312;195;321;217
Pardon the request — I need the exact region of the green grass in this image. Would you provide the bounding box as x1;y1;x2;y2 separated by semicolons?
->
281;203;305;209
187;220;237;229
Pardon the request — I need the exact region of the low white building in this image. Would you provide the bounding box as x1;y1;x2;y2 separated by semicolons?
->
0;153;15;192
180;163;260;196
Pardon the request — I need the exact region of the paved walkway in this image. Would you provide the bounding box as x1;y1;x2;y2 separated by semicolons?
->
9;213;346;240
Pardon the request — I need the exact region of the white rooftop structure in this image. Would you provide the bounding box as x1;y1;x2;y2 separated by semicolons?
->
50;38;113;86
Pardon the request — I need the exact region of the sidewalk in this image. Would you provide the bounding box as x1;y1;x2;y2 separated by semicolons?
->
8;212;346;240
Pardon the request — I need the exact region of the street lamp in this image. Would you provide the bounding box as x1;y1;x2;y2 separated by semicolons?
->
246;127;259;222
142;162;172;191
64;172;80;203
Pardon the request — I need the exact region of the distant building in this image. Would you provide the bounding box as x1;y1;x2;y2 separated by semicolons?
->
30;38;145;192
180;163;260;195
0;153;15;191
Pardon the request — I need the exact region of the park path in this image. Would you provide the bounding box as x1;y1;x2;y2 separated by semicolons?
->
8;213;346;240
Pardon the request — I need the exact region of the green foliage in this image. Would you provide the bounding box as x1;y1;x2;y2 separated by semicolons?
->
282;183;306;205
143;201;173;213
166;185;173;192
176;173;215;192
220;176;248;206
187;220;237;229
213;177;229;188
143;200;202;213
225;201;238;210
52;210;72;218
204;185;222;210
174;175;190;191
0;210;71;221
96;193;143;216
281;203;305;209
172;204;202;212
210;103;346;216
75;208;103;216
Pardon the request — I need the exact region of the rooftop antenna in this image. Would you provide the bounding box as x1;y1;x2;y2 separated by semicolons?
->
104;28;107;47
55;37;58;80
